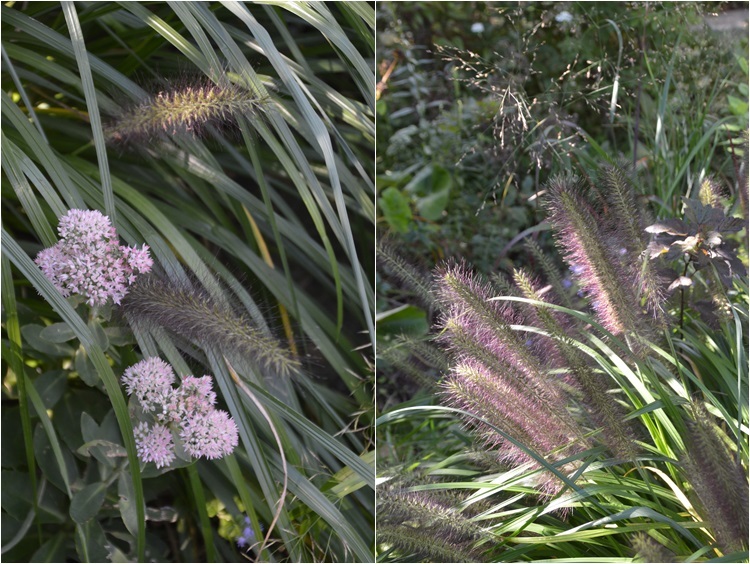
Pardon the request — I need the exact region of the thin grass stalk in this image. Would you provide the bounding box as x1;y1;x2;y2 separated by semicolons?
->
186;464;216;563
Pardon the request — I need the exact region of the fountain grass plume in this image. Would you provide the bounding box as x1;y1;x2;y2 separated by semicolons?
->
682;401;748;554
379;335;451;391
377;238;436;309
524;238;575;310
598;164;666;321
632;532;677;563
435;261;578;425
106;77;270;144
442;359;580;495
434;262;589;494
377;487;484;562
403;336;451;373
544;174;648;340
698;177;726;209
122;275;300;377
513;267;639;459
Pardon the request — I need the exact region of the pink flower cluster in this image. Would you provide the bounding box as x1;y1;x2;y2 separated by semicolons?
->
122;358;238;468
35;209;152;307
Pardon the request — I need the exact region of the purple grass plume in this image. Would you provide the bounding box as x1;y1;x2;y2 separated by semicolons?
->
435;261;588;495
122;358;238;467
544;175;648;340
513;268;639;459
35;209;152;307
597;164;666;321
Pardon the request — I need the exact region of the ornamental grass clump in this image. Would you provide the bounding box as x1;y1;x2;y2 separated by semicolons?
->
35;209;152;306
122;357;238;468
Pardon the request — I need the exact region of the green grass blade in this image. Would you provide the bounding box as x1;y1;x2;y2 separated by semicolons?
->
61;1;115;221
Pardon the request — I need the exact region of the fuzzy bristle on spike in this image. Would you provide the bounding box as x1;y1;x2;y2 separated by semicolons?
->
377;487;484;562
544;175;649;341
682;401;749;554
512;267;639;459
122;276;299;377
434;261;588;496
107;80;269;144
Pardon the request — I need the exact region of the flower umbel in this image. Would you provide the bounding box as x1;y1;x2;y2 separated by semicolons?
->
121;357;175;416
180;409;239;460
134;422;175;469
122;358;238;467
35;209;152;306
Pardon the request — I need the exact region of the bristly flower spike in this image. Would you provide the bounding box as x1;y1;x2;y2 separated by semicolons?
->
544;175;646;340
107;79;269;143
122;276;299;377
434;261;588;494
598;164;666;320
513;267;639;459
682;401;748;554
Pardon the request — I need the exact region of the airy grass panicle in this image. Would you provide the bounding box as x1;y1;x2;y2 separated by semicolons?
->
107;79;269;143
122;275;300;377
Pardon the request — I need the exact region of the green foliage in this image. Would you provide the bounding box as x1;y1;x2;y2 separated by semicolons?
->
378;195;749;563
2;2;374;562
376;1;746;273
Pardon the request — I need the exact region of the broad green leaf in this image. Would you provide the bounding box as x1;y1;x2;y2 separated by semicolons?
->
117;472;139;538
30;533;67;563
379;187;412;233
21;325;76;358
74;519;110;562
417;185;450;221
39;323;77;343
74;346;99;387
376;304;429;338
70;482;108;524
33;425;78;496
